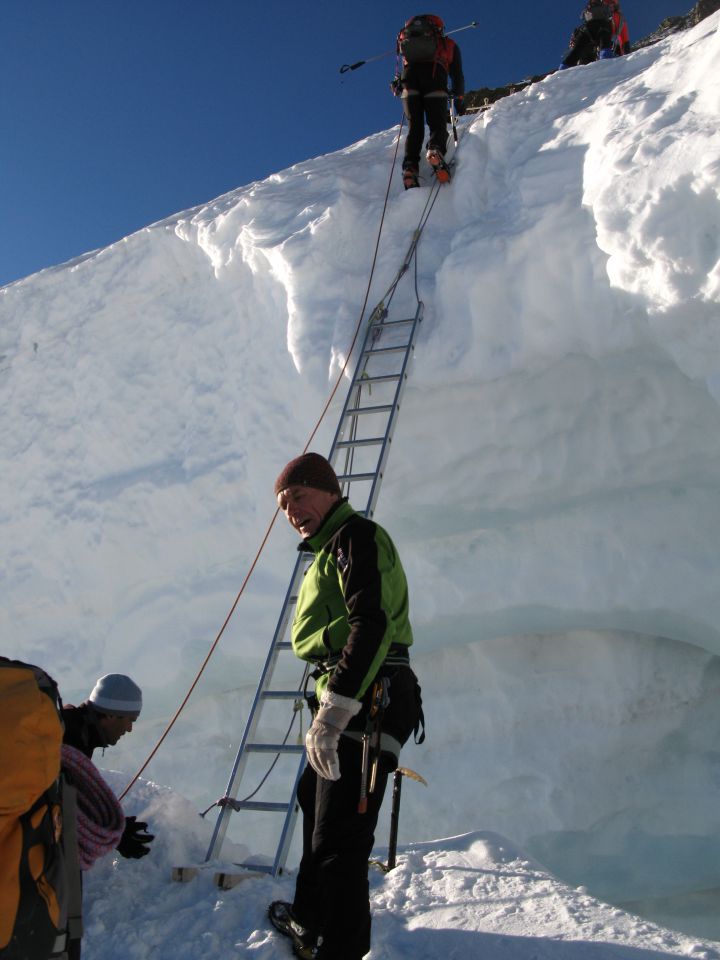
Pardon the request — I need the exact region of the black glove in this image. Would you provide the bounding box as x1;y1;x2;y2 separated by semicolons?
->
117;815;155;859
390;75;403;97
454;97;466;116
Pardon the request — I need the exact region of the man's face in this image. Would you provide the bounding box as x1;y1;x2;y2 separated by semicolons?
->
277;485;339;538
97;713;137;745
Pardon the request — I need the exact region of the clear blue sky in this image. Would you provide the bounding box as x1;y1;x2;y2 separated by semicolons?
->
0;0;691;287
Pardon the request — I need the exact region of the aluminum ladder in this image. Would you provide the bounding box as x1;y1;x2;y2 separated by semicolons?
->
205;299;423;875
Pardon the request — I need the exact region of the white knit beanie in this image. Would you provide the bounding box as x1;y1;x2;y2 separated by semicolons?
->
88;674;142;718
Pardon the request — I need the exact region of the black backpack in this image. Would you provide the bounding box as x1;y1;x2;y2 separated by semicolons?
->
0;658;81;960
397;14;445;65
583;0;613;22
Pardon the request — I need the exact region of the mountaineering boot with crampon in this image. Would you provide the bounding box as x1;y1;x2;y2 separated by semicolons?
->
402;161;420;190
426;148;452;183
268;901;318;955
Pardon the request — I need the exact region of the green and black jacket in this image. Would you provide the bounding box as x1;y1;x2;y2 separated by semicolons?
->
292;500;413;703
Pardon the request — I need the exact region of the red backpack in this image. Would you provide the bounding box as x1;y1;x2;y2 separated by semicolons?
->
397;14;452;72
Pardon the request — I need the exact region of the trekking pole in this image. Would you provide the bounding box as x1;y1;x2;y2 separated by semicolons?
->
340;47;396;74
387;767;428;870
339;20;480;74
446;20;480;38
449;96;458;146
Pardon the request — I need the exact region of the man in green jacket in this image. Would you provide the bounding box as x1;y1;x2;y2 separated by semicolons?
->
269;452;423;960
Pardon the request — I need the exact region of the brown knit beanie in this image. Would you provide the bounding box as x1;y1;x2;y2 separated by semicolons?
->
274;452;342;497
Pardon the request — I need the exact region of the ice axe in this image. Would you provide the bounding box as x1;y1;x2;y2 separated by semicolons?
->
370;766;428;872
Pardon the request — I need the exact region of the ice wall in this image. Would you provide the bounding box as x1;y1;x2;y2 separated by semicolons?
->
1;11;720;936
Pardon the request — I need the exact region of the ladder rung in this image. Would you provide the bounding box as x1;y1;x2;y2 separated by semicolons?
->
226;800;291;813
362;345;409;356
276;641;293;650
343;404;393;417
373;317;414;326
334;437;384;449
234;862;274;875
246;743;305;754
336;471;376;484
354;373;402;385
261;690;305;699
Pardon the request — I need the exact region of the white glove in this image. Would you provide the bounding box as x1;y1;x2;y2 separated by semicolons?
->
305;691;362;781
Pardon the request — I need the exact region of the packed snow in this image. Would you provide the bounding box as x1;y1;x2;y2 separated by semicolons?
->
2;11;720;958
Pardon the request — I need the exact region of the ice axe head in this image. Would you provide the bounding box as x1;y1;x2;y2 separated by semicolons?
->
396;766;427;786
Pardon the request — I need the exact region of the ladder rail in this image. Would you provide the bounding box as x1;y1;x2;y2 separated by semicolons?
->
204;552;309;861
360;302;423;518
272;757;307;875
330;300;423;516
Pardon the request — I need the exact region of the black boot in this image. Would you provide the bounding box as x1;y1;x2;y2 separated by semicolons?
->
268;901;318;955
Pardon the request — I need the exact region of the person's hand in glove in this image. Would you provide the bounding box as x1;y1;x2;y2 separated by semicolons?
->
117;815;155;859
305;690;361;781
454;96;466;116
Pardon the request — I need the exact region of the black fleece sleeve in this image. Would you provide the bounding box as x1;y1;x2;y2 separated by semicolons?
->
327;519;390;700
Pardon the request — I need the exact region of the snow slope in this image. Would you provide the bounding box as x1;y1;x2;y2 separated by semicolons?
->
2;11;720;956
83;780;720;960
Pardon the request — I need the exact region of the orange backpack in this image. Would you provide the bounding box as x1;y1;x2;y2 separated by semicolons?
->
0;658;75;959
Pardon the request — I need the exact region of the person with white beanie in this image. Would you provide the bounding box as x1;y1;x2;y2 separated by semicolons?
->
62;673;154;959
63;673;143;758
62;673;153;860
